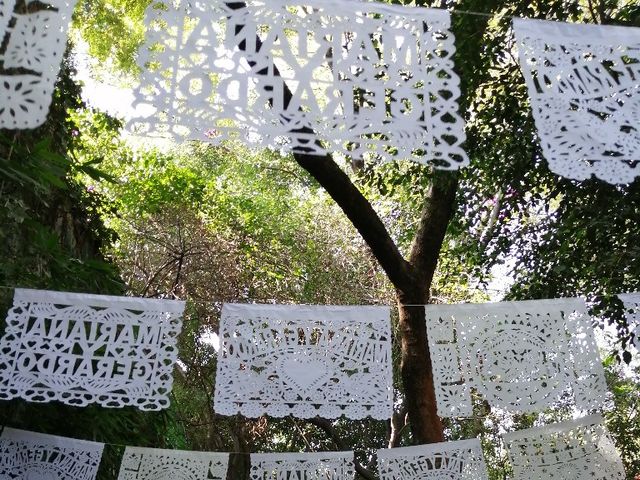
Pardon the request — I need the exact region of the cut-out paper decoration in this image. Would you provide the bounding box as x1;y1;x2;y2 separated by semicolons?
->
514;18;640;184
503;414;626;480
619;292;640;347
131;0;468;168
426;298;607;417
118;446;229;480
0;0;77;129
250;451;355;480
0;427;104;480
0;288;185;410
377;438;489;480
214;303;392;419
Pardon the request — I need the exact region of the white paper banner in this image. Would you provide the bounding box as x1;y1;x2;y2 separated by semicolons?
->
503;414;626;479
0;427;104;480
0;288;185;410
131;0;468;168
214;303;393;419
250;451;354;480
377;438;488;480
0;0;77;129
118;446;229;480
514;18;640;184
426;298;607;417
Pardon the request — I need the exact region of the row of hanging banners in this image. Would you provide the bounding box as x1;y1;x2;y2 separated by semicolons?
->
1;0;639;184
0;288;639;478
0;414;626;480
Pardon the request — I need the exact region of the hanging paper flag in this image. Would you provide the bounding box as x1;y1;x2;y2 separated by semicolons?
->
0;288;185;410
426;298;607;417
618;292;640;347
513;18;640;184
503;414;626;479
131;0;468;168
214;303;393;419
0;0;78;129
0;427;104;480
377;438;489;480
118;446;229;480
250;451;355;480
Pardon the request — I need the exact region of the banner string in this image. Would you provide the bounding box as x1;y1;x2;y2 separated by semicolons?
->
0;284;621;308
0;283;523;309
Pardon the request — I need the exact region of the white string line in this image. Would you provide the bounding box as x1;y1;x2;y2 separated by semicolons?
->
0;283;514;308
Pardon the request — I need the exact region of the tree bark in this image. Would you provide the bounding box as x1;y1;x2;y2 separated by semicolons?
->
395;172;459;444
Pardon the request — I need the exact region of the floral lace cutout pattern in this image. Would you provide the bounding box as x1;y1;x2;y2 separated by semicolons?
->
514;18;640;184
131;0;468;167
426;298;607;417
377;438;489;480
0;427;104;480
250;451;354;480
503;415;626;479
118;447;229;480
0;288;185;410
214;304;393;419
0;0;76;128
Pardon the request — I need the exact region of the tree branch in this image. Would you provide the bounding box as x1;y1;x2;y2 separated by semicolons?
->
308;418;378;480
388;405;408;448
294;154;415;288
408;170;459;294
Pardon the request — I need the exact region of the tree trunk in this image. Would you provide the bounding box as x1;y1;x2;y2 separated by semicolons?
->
397;302;444;443
227;416;251;480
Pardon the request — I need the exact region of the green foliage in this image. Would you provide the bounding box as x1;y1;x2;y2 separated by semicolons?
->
0;62;121;296
73;0;149;75
604;357;640;479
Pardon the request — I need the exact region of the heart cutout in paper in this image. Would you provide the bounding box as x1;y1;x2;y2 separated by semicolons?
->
279;354;330;394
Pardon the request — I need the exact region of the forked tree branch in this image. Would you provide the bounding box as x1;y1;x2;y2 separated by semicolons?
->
408;170;459;293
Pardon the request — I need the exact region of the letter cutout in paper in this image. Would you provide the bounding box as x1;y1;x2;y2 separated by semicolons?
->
250;451;354;480
0;0;77;129
0;427;104;480
131;0;468;168
118;447;229;480
426;298;607;417
503;414;626;480
377;438;489;480
214;304;393;419
514;18;640;184
0;288;185;410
